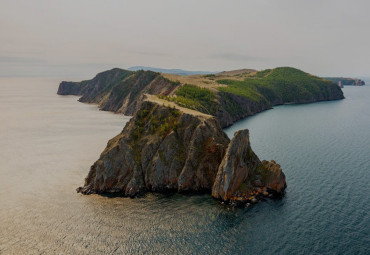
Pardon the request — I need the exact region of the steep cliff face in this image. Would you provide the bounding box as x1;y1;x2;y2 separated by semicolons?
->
57;68;179;116
77;101;230;196
57;81;86;96
57;68;132;97
216;92;274;128
212;130;286;202
215;81;344;127
212;130;261;201
77;101;286;202
99;72;179;116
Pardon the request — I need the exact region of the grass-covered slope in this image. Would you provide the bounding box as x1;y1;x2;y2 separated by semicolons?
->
58;66;344;127
159;84;219;115
218;67;343;104
161;67;344;127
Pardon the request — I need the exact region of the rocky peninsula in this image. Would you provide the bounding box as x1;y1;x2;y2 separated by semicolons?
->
59;67;344;204
324;77;365;86
58;67;344;128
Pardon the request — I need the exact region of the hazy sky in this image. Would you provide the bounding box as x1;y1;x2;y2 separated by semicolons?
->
1;0;369;79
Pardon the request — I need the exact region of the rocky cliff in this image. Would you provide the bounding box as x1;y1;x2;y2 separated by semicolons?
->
212;130;286;202
58;67;344;128
77;101;286;202
58;69;179;116
77;101;230;196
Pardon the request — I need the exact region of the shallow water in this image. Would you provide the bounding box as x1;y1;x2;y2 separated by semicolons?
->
0;78;369;254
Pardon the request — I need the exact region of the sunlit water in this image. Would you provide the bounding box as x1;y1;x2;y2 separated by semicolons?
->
0;78;369;254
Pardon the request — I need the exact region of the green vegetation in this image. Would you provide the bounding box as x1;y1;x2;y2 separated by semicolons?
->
217;67;339;103
218;79;266;102
111;71;158;107
96;69;133;94
129;105;181;164
132;105;181;142
218;92;243;116
160;84;219;115
153;67;342;122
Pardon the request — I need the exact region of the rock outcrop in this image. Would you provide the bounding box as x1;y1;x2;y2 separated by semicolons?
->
77;101;286;203
57;68;132;97
260;160;287;194
58;68;179;116
212;130;261;201
212;130;286;202
77;101;230;196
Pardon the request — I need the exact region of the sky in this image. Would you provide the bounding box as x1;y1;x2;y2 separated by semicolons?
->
1;0;370;79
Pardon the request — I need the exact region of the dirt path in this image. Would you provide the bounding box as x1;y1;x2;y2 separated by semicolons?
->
144;94;212;118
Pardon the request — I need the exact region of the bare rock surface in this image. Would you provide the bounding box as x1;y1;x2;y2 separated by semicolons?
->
77;101;230;196
212;130;260;201
212;131;287;202
260;160;287;194
77;101;287;203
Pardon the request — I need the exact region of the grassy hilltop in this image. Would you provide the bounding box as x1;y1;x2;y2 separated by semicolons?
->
159;67;343;126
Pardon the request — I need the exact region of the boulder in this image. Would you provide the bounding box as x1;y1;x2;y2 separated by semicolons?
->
260;160;287;194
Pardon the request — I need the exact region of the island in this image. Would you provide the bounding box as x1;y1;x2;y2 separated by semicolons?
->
58;67;344;204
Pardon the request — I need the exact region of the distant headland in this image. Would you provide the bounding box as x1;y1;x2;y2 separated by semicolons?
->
323;77;365;88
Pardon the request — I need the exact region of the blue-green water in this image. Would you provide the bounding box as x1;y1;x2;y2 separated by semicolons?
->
224;85;370;254
0;79;369;254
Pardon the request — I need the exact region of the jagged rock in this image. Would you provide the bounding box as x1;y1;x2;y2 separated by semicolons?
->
77;99;287;202
212;130;260;201
261;160;287;194
58;68;179;116
77;101;229;196
211;131;287;202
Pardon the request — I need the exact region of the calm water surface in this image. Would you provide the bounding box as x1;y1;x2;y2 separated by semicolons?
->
0;78;369;254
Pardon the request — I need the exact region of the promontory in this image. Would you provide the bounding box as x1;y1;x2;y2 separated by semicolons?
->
58;67;344;203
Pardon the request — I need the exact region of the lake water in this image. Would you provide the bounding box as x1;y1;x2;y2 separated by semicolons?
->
0;78;369;254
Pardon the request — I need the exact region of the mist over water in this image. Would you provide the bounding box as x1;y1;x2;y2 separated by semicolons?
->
0;78;369;254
